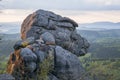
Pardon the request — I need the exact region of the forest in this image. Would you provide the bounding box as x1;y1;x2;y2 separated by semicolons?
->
79;29;120;80
0;29;120;80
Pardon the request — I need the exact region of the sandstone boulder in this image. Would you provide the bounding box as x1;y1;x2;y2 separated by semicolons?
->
21;9;89;56
7;9;90;80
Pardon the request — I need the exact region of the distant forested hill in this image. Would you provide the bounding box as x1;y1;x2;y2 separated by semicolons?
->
78;22;120;30
78;29;120;80
78;29;120;42
78;29;120;59
0;33;20;56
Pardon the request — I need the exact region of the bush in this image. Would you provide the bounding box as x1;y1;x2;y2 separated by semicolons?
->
37;55;54;80
80;55;120;80
0;56;8;74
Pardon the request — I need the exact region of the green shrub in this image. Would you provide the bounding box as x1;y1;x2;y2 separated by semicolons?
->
37;55;54;80
0;56;8;74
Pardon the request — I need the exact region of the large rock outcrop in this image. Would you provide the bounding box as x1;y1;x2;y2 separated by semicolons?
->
7;9;90;80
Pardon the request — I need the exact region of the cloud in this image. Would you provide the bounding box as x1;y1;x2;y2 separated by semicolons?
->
0;9;120;23
1;0;120;10
85;0;120;5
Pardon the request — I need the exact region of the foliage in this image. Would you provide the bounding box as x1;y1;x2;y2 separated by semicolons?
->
78;29;120;59
0;56;8;74
0;40;17;56
80;54;120;80
37;54;54;80
89;38;120;59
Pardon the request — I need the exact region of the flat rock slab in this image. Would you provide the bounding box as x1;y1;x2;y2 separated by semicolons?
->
0;74;15;80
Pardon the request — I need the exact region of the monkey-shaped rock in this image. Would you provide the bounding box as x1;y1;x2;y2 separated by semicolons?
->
7;9;90;80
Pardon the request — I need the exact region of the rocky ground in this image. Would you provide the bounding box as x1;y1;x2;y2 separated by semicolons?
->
0;74;15;80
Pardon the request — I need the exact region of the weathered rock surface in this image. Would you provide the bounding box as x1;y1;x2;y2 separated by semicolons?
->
7;9;90;80
0;74;15;80
21;9;89;56
54;46;85;80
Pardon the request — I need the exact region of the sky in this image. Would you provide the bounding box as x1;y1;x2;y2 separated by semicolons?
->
0;0;120;23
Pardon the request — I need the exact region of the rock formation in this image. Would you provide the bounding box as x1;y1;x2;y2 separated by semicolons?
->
7;9;90;80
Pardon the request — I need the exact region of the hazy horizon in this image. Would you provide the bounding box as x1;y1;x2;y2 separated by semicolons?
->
0;0;120;34
0;0;120;24
0;9;120;24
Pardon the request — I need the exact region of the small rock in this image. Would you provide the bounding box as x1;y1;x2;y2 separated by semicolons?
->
20;48;37;62
40;32;55;45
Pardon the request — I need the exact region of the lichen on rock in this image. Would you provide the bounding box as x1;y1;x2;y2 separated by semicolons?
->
7;9;90;80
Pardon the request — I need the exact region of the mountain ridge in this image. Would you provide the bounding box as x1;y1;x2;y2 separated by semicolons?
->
78;21;120;30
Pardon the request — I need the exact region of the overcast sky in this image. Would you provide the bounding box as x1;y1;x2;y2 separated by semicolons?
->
0;0;120;23
1;0;120;10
